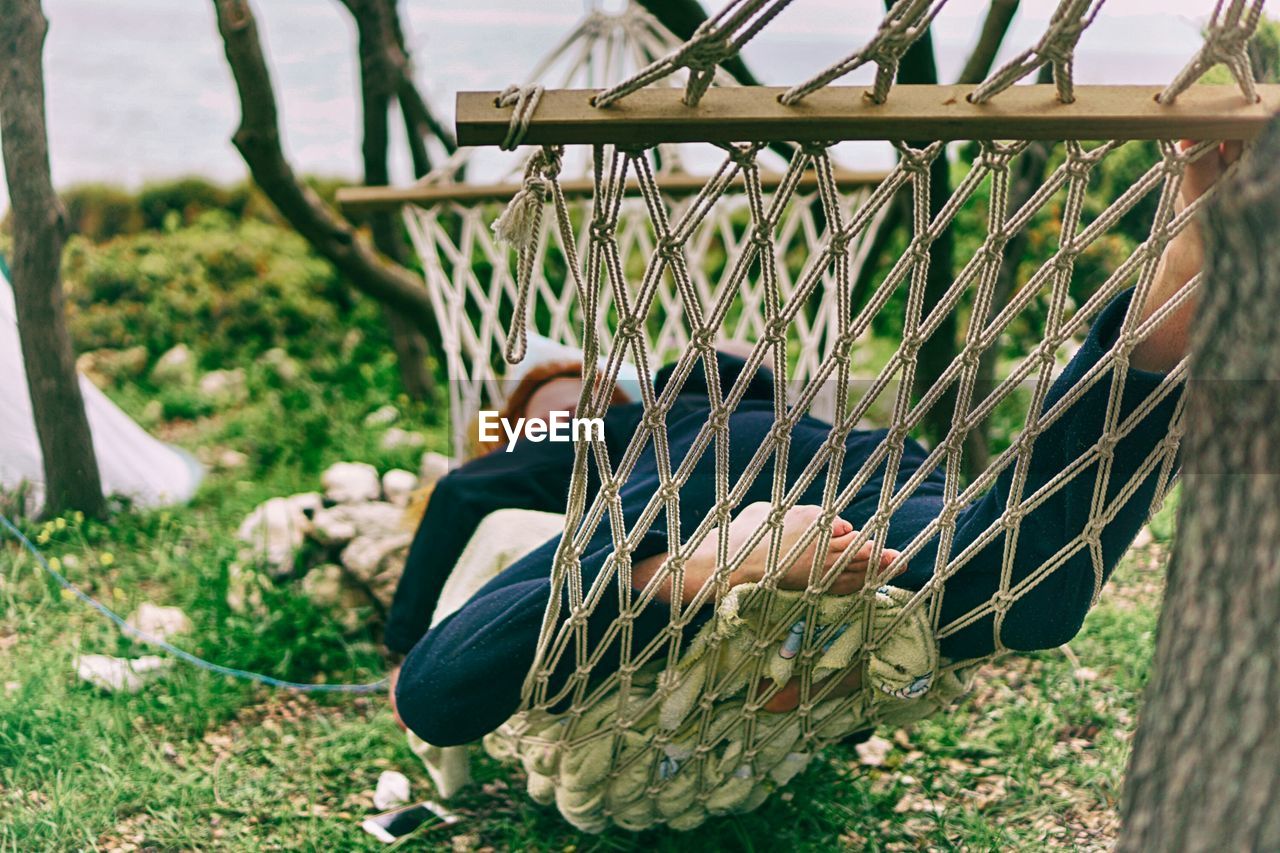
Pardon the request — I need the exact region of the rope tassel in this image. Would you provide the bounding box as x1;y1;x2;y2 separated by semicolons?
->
494;146;562;363
492;177;547;251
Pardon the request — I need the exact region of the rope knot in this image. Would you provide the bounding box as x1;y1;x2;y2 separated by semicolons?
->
494;83;545;151
656;236;684;262
680;34;731;72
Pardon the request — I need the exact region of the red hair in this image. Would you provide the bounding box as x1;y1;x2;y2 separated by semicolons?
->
468;360;629;458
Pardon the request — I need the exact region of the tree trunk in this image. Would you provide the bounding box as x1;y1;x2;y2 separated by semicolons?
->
888;5;956;447
0;0;106;518
341;0;434;401
212;0;438;333
962;65;1054;482
1117;115;1280;852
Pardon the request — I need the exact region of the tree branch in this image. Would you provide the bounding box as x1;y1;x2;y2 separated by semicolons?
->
0;0;106;517
338;0;435;400
956;0;1020;85
211;0;435;332
853;0;1022;354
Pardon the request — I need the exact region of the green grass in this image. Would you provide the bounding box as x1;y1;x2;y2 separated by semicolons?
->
0;214;1177;851
0;423;1173;850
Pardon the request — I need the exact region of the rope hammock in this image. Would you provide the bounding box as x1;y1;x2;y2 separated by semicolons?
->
345;0;1277;833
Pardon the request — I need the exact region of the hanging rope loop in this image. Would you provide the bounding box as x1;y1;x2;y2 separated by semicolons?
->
495;83;546;150
495;145;563;364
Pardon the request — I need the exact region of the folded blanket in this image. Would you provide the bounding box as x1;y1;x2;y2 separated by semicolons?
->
408;508;977;831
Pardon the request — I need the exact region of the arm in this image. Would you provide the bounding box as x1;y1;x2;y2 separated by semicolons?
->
891;141;1237;659
894;287;1181;659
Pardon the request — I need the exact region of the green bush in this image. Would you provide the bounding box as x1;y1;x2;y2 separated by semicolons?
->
62;212;383;369
136;177;248;231
60;183;145;240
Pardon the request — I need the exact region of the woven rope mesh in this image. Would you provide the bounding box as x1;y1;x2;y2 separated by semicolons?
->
398;0;1267;831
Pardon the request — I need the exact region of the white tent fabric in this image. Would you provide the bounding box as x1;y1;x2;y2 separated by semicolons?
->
0;266;203;513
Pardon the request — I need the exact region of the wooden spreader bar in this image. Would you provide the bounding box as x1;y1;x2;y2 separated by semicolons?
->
456;84;1280;147
337;168;890;214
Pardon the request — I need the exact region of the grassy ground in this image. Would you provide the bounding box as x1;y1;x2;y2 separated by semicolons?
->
1;212;1179;849
0;390;1176;851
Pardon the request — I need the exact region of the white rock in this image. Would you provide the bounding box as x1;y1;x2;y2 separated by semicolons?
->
300;564;375;632
311;502;404;548
260;347;301;383
380;428;426;452
382;469;418;507
150;344;195;386
125;603;193;642
363;404;400;428
419;451;451;486
321;462;381;504
226;562;268;613
1131;526;1154;550
341;533;414;584
216;449;250;470
198;368;247;402
373;770;412;811
288;492;324;517
237;496;310;574
76;654;172;694
855;735;894;767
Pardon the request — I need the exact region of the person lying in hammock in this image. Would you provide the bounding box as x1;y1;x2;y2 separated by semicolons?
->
387;140;1236;748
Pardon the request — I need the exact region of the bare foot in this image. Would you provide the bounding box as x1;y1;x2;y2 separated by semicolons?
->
686;501;902;595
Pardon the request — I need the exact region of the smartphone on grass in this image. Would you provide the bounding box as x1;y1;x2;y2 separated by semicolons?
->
360;800;461;843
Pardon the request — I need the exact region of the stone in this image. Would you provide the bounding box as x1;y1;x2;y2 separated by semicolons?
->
226;562;268;614
77;346;148;387
198;368;248;403
195;366;245;404
855;735;894;767
216;449;250;470
150;344;195;386
341;532;413;582
141;399;165;425
260;347;301;383
321;462;381;504
76;654;171;693
380;428;426;451
363;404;399;428
381;469;418;507
310;502;404;548
288;492;324;517
341;533;412;606
419;451;451;486
237;496;310;575
373;770;412;811
125;603;192;642
300;564;375;633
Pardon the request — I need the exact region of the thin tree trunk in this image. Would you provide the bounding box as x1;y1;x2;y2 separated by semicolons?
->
853;0;1021;414
212;0;437;332
0;0;106;518
1117;116;1280;852
341;0;434;401
956;0;1020;86
962;65;1053;482
889;5;956;447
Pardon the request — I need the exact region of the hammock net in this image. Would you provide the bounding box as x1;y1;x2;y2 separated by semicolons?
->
390;0;1271;832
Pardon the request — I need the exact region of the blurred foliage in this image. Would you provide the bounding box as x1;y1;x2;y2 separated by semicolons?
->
2;175;348;243
62;212;368;367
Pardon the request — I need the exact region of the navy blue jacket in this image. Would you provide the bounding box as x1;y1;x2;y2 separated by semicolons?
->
390;290;1178;746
